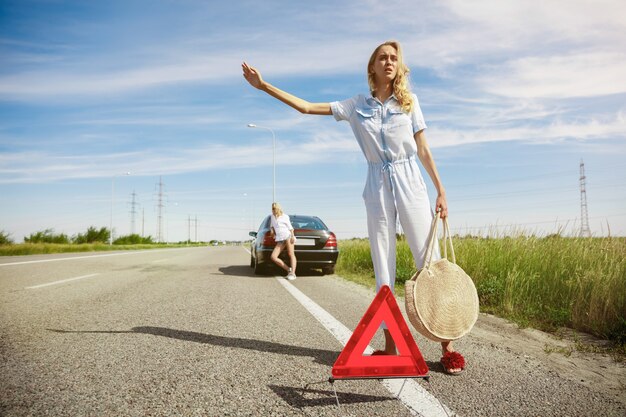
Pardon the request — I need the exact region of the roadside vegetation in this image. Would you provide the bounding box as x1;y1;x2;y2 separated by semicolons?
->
0;230;13;245
0;227;207;256
336;235;626;347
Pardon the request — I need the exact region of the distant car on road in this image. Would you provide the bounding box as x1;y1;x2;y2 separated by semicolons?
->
249;214;339;275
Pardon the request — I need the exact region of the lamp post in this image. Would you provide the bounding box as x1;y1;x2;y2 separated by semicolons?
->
247;123;276;203
110;172;131;245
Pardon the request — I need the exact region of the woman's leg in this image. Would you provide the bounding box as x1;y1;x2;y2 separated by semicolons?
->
270;242;289;272
441;341;463;374
395;164;463;372
365;177;397;354
365;190;397;292
393;161;440;269
286;239;297;274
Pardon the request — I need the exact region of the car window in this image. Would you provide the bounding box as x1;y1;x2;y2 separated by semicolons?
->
290;216;327;230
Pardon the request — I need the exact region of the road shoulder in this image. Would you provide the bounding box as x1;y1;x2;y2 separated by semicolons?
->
324;273;626;407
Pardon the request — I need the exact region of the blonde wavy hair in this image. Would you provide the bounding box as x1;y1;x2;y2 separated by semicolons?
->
367;40;414;113
271;202;283;217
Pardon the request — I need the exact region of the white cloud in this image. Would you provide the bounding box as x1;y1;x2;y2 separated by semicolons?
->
478;52;626;98
1;0;624;102
3;109;622;184
429;111;626;147
440;0;626;49
0;129;360;184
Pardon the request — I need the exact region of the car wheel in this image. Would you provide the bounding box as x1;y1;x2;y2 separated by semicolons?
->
250;253;255;268
322;265;335;275
254;256;266;275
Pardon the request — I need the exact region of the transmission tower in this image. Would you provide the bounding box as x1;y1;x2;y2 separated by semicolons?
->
579;159;591;237
187;215;199;243
129;190;138;235
156;177;165;243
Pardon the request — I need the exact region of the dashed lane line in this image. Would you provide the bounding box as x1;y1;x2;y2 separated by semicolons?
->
0;247;204;267
25;273;101;289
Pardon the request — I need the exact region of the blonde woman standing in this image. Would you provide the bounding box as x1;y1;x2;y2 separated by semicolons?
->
243;41;464;374
270;203;297;280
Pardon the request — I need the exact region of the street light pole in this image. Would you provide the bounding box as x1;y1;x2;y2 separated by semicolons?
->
247;123;276;203
110;172;131;245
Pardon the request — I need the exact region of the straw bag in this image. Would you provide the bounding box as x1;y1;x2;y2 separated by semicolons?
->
405;214;479;342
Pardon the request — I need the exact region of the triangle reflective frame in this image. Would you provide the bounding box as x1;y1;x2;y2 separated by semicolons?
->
332;285;429;379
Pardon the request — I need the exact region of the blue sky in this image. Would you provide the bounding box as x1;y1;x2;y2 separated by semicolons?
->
1;0;625;243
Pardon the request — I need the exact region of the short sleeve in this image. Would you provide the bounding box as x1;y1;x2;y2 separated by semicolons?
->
330;96;358;122
411;94;427;134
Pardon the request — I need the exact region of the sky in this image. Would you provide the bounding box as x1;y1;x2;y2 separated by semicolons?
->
1;0;625;243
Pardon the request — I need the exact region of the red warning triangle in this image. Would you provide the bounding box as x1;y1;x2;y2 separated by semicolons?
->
332;285;429;379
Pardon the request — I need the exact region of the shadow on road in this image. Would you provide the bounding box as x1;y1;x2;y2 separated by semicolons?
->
216;265;264;277
216;265;327;278
268;384;392;408
47;326;339;367
48;327;445;374
425;359;454;376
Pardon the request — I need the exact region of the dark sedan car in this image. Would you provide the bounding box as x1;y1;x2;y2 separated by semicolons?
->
249;214;339;275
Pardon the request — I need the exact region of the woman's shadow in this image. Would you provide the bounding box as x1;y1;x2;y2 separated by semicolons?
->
48;325;338;367
47;326;421;407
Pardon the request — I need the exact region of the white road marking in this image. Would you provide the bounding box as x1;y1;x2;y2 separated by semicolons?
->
25;273;100;289
0;247;200;267
277;277;453;417
150;259;170;263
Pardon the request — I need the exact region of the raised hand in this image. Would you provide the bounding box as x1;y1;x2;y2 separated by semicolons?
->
242;62;264;89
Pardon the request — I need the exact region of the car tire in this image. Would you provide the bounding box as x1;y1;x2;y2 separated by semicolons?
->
254;256;266;275
322;265;335;275
250;253;255;268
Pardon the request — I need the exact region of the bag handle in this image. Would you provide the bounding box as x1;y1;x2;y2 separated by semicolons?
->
423;211;456;270
443;216;456;264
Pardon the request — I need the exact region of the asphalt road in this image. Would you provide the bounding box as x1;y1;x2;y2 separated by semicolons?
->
0;246;624;416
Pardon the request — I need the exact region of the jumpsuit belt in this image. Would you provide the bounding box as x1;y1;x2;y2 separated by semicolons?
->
368;155;417;190
367;155;417;210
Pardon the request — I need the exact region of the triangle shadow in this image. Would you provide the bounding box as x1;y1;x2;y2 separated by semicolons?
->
268;384;392;408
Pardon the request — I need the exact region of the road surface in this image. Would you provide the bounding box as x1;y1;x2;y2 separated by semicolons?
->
1;246;624;416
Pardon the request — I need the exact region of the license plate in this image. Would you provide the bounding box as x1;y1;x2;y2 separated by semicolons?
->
296;238;316;246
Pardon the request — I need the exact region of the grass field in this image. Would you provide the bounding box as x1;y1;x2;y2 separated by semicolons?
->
336;236;626;346
0;242;208;256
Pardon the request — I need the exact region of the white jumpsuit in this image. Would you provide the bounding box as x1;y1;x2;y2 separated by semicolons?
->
331;93;440;292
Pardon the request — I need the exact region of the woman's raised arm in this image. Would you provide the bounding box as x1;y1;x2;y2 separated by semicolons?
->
242;62;332;115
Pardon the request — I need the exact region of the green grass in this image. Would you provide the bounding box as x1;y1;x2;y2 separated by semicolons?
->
336;236;626;345
0;242;208;256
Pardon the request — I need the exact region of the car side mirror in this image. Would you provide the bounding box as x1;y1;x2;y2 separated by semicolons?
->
249;231;257;237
